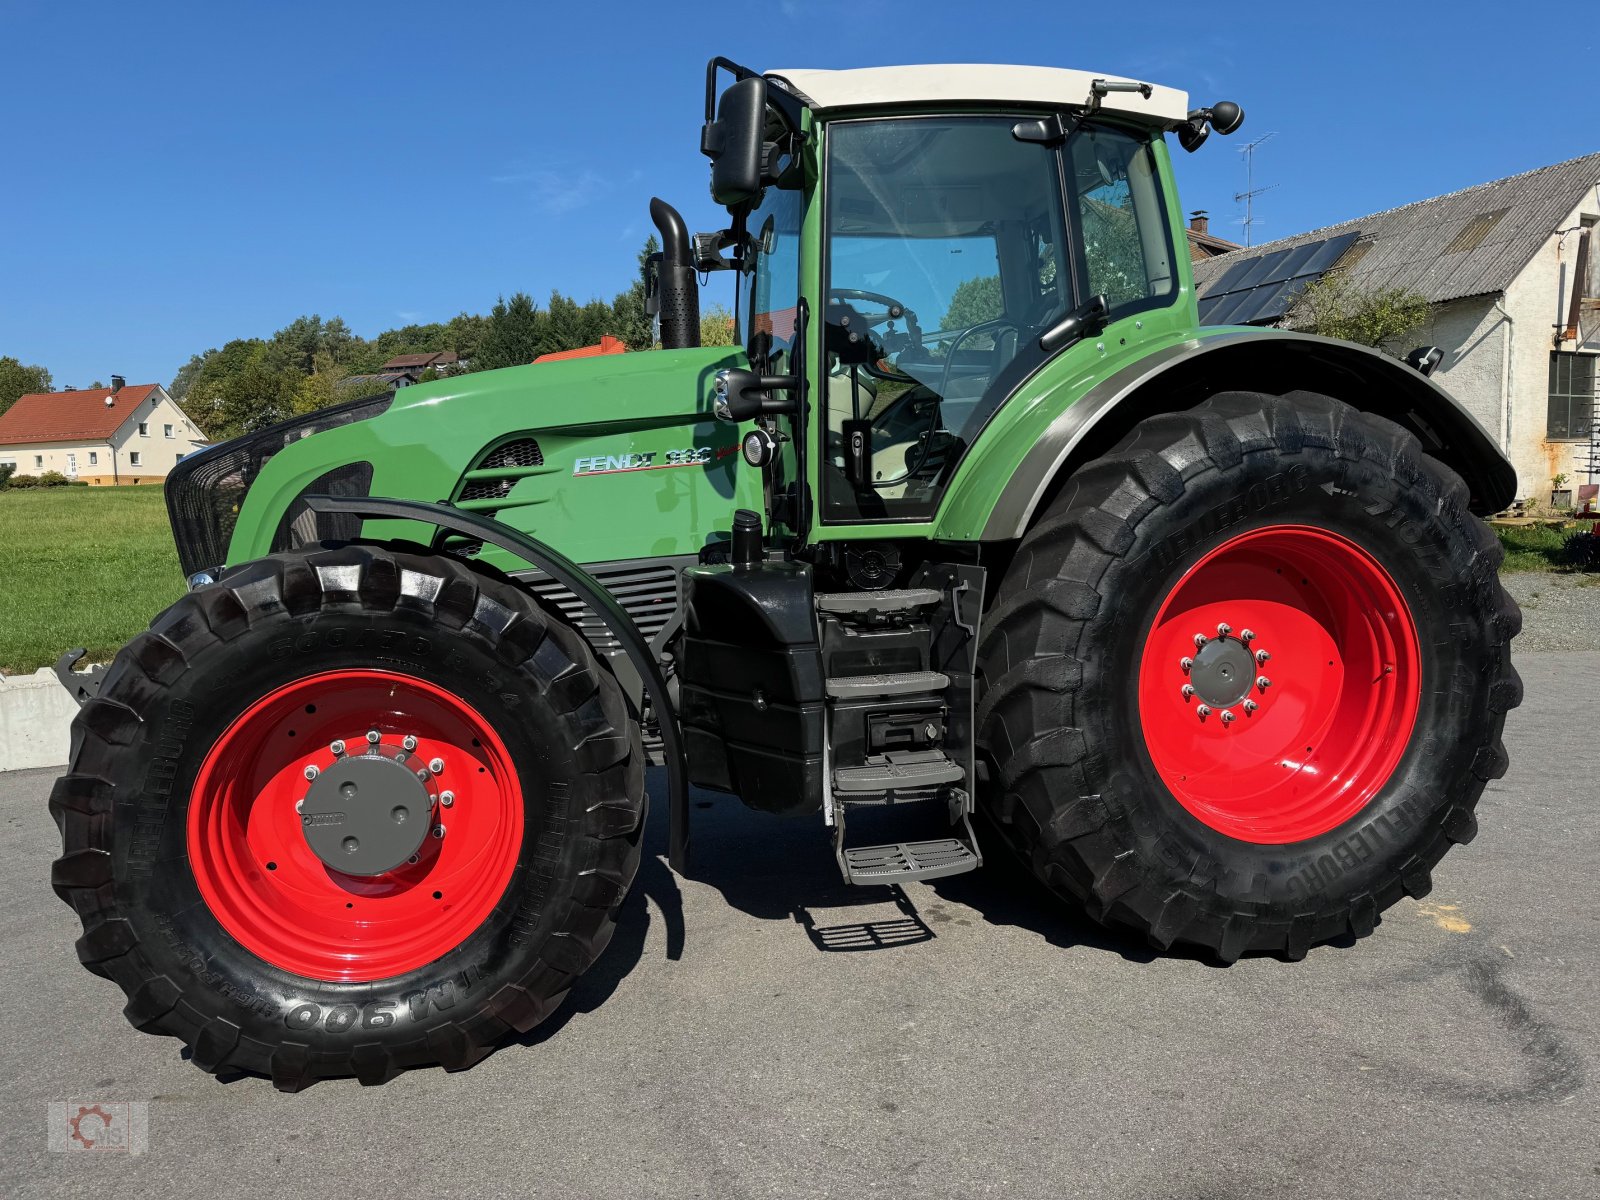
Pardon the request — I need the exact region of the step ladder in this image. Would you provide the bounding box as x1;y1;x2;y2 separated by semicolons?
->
816;573;984;885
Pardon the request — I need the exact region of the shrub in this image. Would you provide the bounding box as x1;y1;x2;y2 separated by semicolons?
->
37;470;69;487
0;462;12;487
5;473;39;489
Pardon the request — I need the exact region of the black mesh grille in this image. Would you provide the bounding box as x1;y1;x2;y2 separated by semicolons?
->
446;437;546;534
480;438;544;469
165;393;393;576
459;479;515;503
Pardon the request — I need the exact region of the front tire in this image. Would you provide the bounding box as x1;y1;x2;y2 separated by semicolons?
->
977;391;1521;961
50;543;644;1089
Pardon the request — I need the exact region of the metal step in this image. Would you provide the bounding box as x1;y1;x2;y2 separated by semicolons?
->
815;588;942;621
832;750;964;795
825;670;949;700
840;836;981;884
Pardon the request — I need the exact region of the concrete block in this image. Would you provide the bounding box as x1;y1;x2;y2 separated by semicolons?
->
0;668;78;772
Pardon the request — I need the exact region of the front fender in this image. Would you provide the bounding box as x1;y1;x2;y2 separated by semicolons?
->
964;328;1516;541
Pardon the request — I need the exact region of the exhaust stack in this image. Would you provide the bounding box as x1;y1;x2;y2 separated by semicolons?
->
649;197;700;350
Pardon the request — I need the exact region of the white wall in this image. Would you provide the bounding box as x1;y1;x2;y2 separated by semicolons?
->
1417;295;1507;450
1501;191;1599;501
108;387;206;476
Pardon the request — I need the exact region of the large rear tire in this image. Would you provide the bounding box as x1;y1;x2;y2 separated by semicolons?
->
50;543;644;1089
976;391;1521;961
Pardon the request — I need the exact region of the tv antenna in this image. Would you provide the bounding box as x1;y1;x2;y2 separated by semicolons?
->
1234;132;1278;247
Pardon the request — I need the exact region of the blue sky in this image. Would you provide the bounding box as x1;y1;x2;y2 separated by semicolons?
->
2;0;1590;389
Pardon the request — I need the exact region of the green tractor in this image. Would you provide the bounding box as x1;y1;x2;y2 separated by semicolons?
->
51;59;1522;1090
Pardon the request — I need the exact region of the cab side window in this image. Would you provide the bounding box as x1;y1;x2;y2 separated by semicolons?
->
1068;127;1175;313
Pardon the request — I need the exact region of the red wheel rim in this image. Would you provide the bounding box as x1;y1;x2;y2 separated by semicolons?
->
187;669;523;982
1136;526;1421;844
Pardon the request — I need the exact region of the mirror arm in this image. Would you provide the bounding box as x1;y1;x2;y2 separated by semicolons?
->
713;368;800;422
1038;294;1110;354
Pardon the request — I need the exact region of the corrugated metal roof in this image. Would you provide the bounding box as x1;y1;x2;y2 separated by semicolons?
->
1194;152;1600;322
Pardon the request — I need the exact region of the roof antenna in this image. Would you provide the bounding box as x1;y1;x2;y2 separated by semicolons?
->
1234;132;1278;248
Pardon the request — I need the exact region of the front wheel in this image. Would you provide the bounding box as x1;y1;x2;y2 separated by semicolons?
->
50;543;644;1089
977;391;1521;961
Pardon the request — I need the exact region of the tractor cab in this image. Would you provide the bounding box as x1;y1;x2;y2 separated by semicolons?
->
661;59;1242;535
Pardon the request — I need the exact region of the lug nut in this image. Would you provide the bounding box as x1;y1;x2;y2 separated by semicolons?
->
416;768;431;783
428;757;445;776
402;735;418;752
330;739;346;756
1196;704;1212;719
296;798;304;813
1181;684;1196;700
1193;633;1209;648
1243;699;1258;714
1220;709;1235;724
1217;622;1232;637
440;790;455;808
366;729;381;745
303;764;319;781
1256;676;1272;690
1180;656;1193;674
407;854;419;865
1255;649;1271;665
433;825;446;839
1240;629;1256;643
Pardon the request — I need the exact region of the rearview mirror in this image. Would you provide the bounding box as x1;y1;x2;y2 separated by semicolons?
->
702;76;767;209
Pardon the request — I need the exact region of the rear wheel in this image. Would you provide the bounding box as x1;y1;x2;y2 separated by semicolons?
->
977;391;1521;961
50;543;644;1089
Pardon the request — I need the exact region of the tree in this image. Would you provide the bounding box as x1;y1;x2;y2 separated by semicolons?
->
540;291;588;357
611;236;660;351
1286;272;1430;350
474;293;544;371
0;356;52;418
941;275;1003;331
700;304;736;347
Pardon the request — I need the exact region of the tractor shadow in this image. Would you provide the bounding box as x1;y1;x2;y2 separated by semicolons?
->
624;770;1165;966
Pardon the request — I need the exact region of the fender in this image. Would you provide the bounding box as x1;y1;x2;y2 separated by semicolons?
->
306;494;692;876
977;328;1518;540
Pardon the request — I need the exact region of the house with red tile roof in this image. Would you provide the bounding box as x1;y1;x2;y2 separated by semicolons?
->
0;378;207;485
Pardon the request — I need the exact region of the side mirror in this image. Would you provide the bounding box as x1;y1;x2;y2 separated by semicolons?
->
702;76;767;209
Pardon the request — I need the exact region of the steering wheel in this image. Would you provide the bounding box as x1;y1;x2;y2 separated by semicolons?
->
826;288;918;330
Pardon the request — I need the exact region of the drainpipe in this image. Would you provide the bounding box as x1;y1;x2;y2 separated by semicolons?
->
110;443;119;486
1492;296;1514;453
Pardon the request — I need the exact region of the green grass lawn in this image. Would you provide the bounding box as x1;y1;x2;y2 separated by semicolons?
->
1495;521;1594;573
0;487;185;675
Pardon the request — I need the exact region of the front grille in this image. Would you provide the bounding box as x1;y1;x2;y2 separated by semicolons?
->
165;392;393;576
519;559;682;656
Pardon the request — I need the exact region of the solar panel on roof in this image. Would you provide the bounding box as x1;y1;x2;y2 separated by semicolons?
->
1196;231;1362;326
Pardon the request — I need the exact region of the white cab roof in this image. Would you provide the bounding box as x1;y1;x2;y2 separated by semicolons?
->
768;65;1188;124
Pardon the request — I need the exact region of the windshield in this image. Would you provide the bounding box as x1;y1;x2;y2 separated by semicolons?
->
821;116;1069;522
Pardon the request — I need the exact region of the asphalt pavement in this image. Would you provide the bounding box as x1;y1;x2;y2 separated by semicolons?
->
2;651;1595;1200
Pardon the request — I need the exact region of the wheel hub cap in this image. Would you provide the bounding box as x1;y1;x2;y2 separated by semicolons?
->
301;750;433;876
1188;636;1255;708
